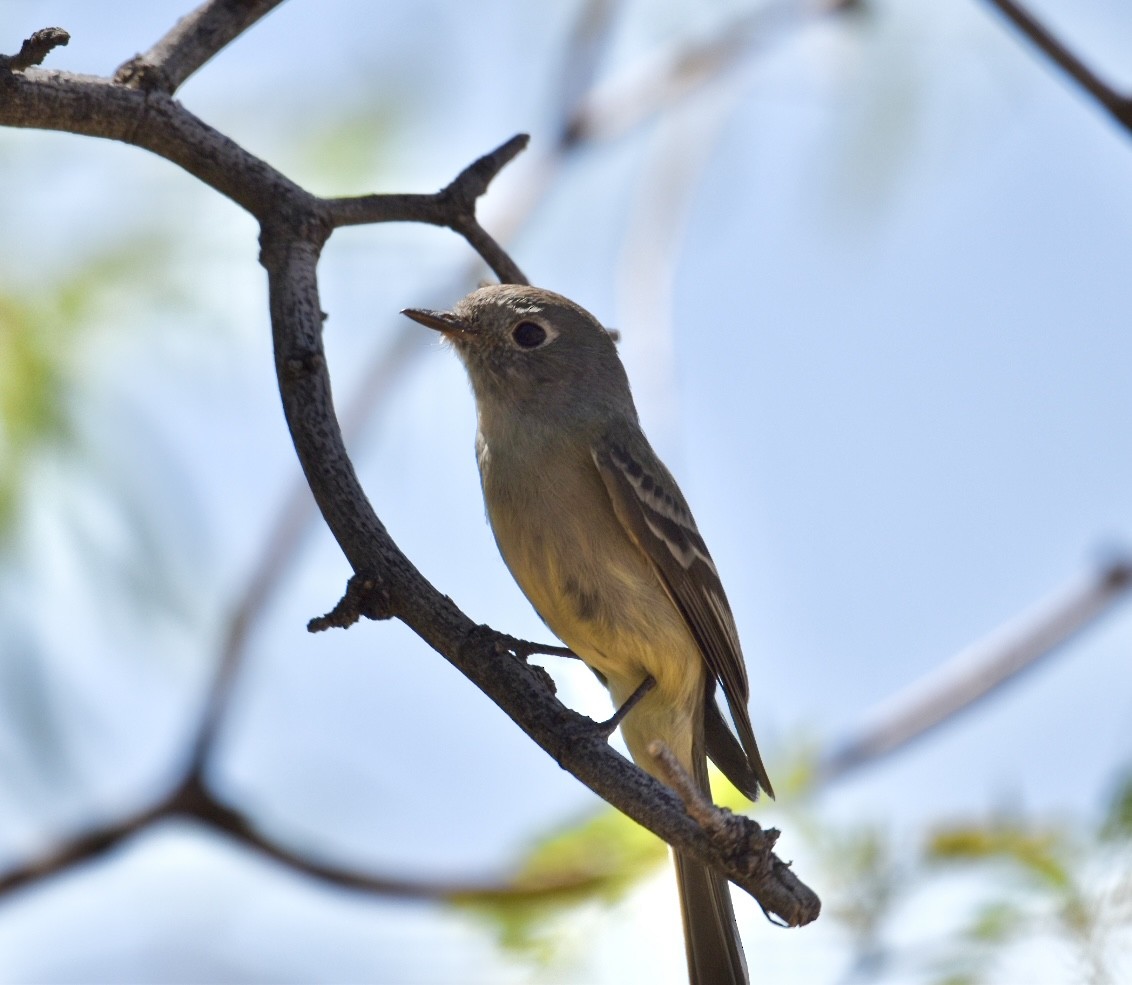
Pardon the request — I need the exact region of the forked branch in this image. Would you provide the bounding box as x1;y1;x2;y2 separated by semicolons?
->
0;8;818;925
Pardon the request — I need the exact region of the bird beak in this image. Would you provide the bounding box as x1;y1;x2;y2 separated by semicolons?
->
401;307;472;337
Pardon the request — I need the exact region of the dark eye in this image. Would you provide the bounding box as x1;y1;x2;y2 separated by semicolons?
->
512;321;547;348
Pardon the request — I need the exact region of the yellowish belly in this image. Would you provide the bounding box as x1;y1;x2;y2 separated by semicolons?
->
485;459;705;772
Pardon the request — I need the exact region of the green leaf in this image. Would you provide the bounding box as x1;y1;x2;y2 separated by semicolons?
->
0;231;182;546
451;763;756;959
451;804;666;959
925;822;1069;889
1100;769;1132;842
966;900;1024;944
0;292;75;537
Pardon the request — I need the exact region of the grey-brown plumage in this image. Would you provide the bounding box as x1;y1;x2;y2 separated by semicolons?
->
403;285;773;985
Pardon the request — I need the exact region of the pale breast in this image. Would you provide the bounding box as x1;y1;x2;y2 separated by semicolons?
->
480;431;703;715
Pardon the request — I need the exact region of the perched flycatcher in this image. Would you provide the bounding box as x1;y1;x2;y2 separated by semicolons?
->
404;285;773;985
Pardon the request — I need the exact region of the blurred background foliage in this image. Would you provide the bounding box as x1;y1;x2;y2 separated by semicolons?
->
2;1;1131;982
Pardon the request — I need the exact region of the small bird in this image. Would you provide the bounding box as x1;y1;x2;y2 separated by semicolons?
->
403;285;772;985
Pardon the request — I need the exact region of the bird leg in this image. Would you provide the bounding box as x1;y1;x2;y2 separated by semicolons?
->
597;675;656;737
503;636;578;661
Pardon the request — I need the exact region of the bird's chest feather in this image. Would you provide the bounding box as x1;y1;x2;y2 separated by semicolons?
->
477;429;697;698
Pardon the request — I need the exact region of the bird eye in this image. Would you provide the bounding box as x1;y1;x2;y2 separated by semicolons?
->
512;321;547;349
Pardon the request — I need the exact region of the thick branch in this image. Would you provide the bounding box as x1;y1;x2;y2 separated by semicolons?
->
0;67;527;284
262;228;817;922
983;0;1132;134
0;69;315;220
114;0;287;93
0;19;817;923
192;0;860;777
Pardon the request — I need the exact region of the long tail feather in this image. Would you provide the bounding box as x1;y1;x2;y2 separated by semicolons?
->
674;848;748;985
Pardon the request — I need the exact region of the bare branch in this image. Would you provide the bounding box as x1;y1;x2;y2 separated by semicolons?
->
0;776;516;902
0;800;163;896
0;15;818;924
0;70;315;219
325;133;530;284
259;217;816;921
647;739;818;927
649;740;727;832
197;0;845;717
818;557;1132;784
114;0;288;93
308;572;394;632
0;70;526;280
551;0;621;144
0;27;70;71
562;0;849;146
982;0;1132;135
188;332;422;772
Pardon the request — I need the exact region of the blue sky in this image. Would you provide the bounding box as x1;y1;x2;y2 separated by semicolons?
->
2;0;1131;981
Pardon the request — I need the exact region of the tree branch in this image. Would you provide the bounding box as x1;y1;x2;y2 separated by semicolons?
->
818;557;1132;784
0;65;527;280
0;27;70;71
0;774;539;901
194;0;858;767
10;0;1128;927
982;0;1132;134
261;221;817;922
114;0;288;93
325;133;531;285
0;16;818;926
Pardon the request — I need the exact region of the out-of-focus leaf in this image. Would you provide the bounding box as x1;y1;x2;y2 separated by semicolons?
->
453;801;663;901
823;825;900;939
451;763;758;958
451;804;664;960
0;294;74;536
0;232;182;547
765;738;823;799
925;822;1069;889
966;900;1024;944
1100;769;1132;842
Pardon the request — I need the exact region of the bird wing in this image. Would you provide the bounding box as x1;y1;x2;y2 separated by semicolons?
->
592;428;773;799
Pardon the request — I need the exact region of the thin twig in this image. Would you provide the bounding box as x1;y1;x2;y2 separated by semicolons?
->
563;0;799;146
0;27;70;71
325;134;531;285
0;801;163;896
649;741;814;928
552;0;621;145
982;0;1132;134
114;0;288;93
649;740;726;833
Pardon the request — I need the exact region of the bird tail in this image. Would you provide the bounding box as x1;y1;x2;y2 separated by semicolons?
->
673;750;749;985
674;850;748;985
